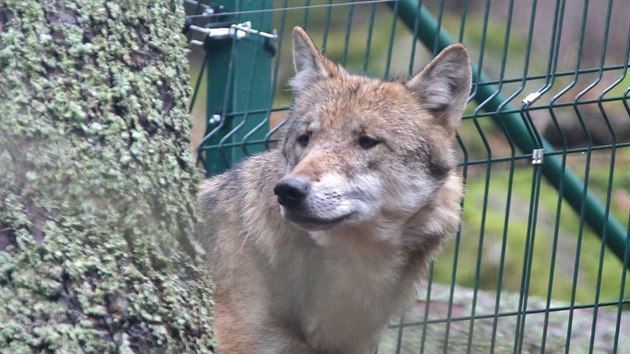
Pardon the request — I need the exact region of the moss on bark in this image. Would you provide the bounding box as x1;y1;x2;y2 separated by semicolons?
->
0;0;214;352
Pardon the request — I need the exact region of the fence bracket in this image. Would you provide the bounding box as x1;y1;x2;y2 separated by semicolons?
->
532;149;544;165
188;21;277;48
522;91;542;105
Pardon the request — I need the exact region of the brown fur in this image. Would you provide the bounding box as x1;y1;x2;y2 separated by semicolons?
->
199;27;472;353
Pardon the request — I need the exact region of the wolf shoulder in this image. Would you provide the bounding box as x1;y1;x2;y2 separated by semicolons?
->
199;150;283;212
197;150;284;250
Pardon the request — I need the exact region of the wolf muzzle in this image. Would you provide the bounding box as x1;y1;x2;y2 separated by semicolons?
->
274;176;310;207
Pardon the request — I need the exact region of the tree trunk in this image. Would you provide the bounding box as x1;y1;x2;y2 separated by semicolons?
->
0;0;214;352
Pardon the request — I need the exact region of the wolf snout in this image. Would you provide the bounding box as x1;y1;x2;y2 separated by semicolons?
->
274;176;310;207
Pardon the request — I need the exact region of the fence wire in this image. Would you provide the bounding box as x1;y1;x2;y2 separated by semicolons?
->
185;0;630;352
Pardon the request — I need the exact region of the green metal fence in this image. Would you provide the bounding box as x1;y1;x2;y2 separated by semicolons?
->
185;0;630;352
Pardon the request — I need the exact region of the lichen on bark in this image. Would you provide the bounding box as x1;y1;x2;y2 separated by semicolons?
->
0;0;214;352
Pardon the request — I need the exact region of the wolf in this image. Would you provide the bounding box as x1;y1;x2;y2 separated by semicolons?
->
199;27;472;354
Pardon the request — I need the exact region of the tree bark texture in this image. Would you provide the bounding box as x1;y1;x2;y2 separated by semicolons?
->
0;1;214;352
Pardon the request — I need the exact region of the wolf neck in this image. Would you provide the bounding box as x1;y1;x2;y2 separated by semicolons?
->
310;220;405;260
306;223;410;306
276;221;413;351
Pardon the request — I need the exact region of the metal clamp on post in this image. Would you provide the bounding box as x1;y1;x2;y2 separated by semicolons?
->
188;21;277;51
188;22;247;44
532;148;544;165
230;22;277;40
522;91;542;105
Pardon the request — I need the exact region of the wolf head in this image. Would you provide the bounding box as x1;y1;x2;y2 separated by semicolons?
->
274;27;471;232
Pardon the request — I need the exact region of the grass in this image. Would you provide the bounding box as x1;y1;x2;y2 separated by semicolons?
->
433;158;630;305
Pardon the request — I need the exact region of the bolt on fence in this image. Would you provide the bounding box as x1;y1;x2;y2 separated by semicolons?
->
184;0;630;352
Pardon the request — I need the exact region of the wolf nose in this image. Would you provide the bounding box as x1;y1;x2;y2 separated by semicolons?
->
274;176;310;207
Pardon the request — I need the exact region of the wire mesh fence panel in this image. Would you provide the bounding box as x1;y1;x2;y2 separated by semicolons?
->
184;0;630;352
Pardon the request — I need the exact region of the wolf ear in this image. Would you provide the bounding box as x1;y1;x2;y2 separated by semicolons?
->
290;26;343;92
406;44;472;134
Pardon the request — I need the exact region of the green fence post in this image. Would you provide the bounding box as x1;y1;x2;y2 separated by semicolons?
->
200;0;274;175
390;0;629;269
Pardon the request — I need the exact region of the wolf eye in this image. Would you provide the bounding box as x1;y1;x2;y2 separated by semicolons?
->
358;135;380;149
297;133;310;147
